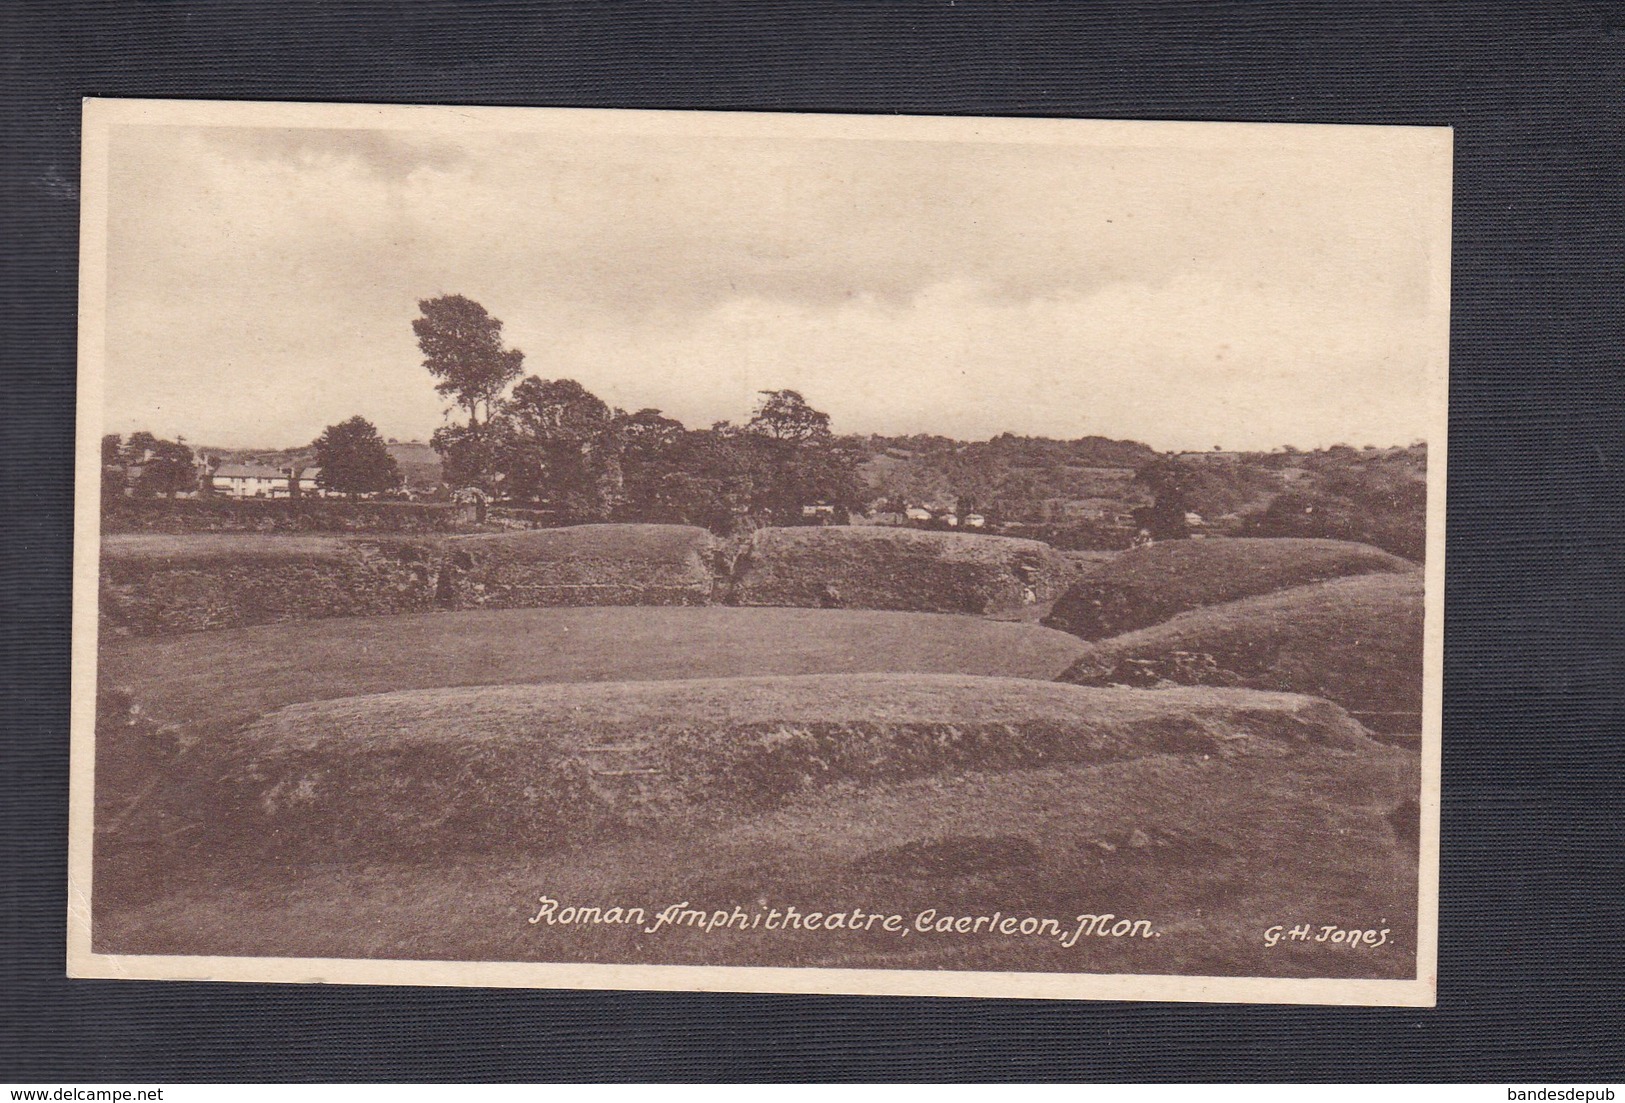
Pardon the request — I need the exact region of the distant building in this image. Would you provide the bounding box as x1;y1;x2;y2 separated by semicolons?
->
211;464;325;499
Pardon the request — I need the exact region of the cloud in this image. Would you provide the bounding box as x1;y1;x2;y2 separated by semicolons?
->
99;119;1446;450
543;276;1437;451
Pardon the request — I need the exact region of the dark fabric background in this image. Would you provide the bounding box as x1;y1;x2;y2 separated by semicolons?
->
3;0;1622;1082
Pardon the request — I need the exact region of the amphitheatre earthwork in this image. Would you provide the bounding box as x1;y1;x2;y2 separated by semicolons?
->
94;521;1425;980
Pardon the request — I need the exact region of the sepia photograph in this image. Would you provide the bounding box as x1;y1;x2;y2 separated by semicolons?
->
68;99;1448;1004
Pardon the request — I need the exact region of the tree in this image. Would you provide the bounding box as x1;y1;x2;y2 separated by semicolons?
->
429;423;497;495
314;416;401;498
129;435;196;499
413;295;526;427
647;428;760;531
506;376;612;441
740;390;861;524
610;407;687;519
122;431;160;466
1131;456;1194;540
414;294;524;490
101;434;127;503
746;389;832;443
494;377;619;516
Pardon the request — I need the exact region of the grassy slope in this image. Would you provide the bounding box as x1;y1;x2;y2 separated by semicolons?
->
1043;537;1416;640
102;524;713;563
101;606;1091;733
731;526;1073;616
1058;572;1424;731
449;523;712;559
101;533;361;562
232;672;1358;740
229;674;1369;751
97;677;1418;980
101;525;721;637
447;524;715;605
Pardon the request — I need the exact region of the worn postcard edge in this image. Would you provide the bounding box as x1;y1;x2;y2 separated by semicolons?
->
65;97;1448;1006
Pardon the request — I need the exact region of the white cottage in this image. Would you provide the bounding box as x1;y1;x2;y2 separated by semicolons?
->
211;464;325;499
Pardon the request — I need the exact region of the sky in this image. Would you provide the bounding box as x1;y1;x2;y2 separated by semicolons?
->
97;109;1450;452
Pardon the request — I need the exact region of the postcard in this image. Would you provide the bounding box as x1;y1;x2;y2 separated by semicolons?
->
69;98;1448;1004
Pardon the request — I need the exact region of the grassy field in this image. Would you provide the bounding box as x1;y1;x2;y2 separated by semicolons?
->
1043;537;1416;640
1058;572;1424;737
95;674;1418;979
100;606;1091;735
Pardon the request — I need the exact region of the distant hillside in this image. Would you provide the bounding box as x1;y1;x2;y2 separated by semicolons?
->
195;444;314;470
385;440;443;492
849;433;1159;523
847;434;1426;557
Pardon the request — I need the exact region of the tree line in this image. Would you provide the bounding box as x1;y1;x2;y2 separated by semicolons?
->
101;292;1425;557
101;293;864;530
413;293;864;530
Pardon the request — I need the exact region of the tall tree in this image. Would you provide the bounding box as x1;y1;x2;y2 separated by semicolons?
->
746;389;831;443
314;416;401;498
413;295;526;427
414;295;524;489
